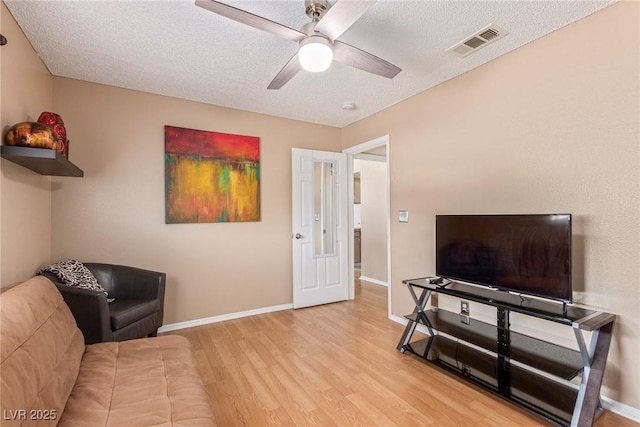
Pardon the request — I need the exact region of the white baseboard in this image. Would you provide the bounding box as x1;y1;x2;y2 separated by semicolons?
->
158;303;293;333
359;276;388;287
388;314;640;423
601;395;640;422
390;314;407;326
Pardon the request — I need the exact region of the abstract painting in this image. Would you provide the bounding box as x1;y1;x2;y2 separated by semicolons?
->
165;125;260;223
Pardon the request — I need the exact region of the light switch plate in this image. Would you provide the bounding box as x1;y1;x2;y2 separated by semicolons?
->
399;210;409;223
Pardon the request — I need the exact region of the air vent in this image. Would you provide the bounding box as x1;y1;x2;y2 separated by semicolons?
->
447;25;508;57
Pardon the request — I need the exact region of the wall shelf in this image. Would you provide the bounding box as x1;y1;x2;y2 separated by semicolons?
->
1;145;83;177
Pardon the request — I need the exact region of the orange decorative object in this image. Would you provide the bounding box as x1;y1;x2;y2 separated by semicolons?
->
4;122;61;150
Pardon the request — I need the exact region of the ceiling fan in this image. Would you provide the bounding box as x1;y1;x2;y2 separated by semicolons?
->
195;0;401;89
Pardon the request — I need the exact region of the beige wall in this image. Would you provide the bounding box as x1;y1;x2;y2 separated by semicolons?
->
0;3;53;286
342;1;639;409
50;78;341;324
354;159;387;283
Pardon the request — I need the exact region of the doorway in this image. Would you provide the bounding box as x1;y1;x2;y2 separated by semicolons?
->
344;136;391;317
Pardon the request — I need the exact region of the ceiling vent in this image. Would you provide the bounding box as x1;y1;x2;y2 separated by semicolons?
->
447;25;508;57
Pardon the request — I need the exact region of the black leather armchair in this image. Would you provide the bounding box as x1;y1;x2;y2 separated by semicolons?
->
41;263;166;344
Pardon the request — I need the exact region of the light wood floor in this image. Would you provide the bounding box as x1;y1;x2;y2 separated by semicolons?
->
169;278;637;427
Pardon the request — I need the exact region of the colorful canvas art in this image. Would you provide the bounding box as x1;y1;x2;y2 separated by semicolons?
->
165;125;260;223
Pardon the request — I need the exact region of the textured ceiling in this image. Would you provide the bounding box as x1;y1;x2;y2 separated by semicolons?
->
5;0;616;128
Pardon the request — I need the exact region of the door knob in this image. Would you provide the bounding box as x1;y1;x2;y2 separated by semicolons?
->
294;233;304;239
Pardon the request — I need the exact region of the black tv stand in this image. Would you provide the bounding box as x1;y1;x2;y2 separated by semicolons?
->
397;278;615;427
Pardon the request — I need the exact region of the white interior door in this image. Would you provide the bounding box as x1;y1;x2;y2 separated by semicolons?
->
292;148;348;309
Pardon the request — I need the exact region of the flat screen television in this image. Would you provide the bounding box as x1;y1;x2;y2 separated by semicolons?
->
435;214;572;303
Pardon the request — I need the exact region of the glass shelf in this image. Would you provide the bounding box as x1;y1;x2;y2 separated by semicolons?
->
405;336;578;426
405;308;583;379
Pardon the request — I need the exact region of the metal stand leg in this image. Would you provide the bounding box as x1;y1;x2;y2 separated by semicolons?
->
396;286;432;351
570;321;614;427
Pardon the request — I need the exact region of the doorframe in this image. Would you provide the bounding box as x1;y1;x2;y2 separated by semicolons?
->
343;135;392;318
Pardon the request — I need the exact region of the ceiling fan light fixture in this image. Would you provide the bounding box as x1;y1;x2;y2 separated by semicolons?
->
298;35;333;72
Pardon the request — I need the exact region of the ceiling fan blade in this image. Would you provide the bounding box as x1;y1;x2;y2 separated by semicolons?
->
333;40;401;79
314;0;376;41
195;0;305;42
267;53;302;90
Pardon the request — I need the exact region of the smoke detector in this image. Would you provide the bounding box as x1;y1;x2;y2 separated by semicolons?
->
447;24;509;57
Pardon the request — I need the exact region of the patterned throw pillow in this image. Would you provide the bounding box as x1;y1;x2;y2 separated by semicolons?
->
37;260;113;302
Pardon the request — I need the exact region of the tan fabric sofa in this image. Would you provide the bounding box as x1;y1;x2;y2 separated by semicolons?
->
0;276;215;427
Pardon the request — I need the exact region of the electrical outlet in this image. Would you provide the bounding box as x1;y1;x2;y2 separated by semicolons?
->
460;300;470;325
460;300;470;315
